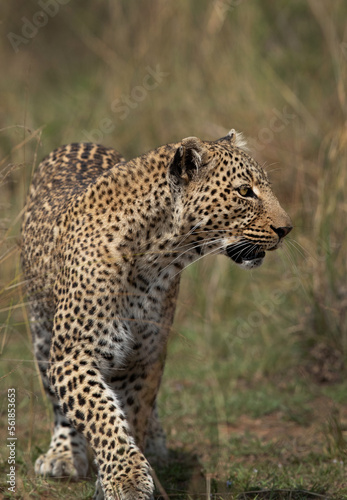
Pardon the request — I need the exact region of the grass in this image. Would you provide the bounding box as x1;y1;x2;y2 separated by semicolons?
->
1;310;347;499
1;0;347;498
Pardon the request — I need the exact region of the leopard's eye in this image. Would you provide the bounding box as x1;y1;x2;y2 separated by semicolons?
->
237;185;256;198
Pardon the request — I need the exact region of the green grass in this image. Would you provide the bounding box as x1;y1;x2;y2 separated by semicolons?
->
159;269;347;498
1;0;347;498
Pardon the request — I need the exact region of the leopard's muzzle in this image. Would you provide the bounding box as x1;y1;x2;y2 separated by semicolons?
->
226;242;266;269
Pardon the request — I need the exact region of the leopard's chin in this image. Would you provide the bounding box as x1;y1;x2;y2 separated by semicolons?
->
226;242;265;270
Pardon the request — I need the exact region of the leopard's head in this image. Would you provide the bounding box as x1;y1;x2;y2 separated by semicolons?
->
169;130;292;269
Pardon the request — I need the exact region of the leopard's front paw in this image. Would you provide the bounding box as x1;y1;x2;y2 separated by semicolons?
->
96;451;154;500
35;449;88;479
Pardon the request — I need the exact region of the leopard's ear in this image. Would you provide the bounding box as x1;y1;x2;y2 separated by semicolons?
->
169;137;207;184
218;129;248;152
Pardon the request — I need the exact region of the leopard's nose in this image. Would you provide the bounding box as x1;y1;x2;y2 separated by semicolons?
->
270;225;293;239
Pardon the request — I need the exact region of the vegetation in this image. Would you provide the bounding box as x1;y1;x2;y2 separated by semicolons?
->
1;1;346;498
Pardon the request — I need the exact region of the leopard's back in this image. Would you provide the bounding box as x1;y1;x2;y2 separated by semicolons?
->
26;142;125;217
21;142;125;312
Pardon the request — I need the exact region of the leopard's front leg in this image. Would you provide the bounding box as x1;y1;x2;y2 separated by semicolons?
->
49;320;154;500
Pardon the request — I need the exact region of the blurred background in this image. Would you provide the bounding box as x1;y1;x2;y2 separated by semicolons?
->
1;1;347;498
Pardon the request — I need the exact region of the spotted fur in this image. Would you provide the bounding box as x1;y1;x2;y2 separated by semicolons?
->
21;132;292;499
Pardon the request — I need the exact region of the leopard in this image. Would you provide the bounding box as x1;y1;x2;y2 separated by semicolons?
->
21;130;292;499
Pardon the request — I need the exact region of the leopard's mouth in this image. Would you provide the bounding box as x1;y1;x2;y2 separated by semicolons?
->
226;242;266;269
